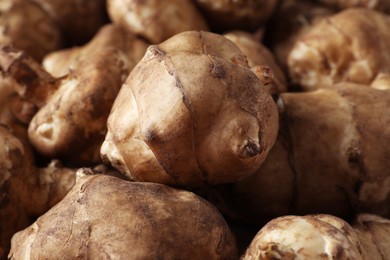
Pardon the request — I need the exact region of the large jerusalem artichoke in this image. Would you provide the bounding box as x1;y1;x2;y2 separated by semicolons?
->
101;31;278;188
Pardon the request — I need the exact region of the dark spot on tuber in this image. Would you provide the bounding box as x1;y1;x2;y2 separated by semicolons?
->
210;59;227;79
242;140;261;158
145;45;166;61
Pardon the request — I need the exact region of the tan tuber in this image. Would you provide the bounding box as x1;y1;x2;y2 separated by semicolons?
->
101;31;279;188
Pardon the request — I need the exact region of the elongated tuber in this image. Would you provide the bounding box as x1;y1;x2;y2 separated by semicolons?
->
101;31;278;187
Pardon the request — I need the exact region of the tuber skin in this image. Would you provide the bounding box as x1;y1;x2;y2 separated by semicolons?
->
194;0;278;32
288;8;390;91
101;31;279;188
264;0;334;71
107;0;208;44
0;125;79;259
224;31;287;94
202;82;390;225
0;0;62;62
9;174;238;259
42;24;149;78
242;214;390;259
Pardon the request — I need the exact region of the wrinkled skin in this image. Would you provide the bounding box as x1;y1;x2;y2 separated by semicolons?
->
101;31;278;188
107;0;208;44
203;83;390;224
288;8;390;90
9;175;238;260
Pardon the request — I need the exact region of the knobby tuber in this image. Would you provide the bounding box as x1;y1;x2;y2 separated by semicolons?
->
9;174;238;259
288;8;390;90
101;31;278;188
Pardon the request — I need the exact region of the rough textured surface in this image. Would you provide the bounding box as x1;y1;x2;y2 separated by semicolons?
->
101;31;278;188
204;83;390;224
288;8;390;90
194;0;277;32
224;31;287;94
107;0;208;44
9;175;237;260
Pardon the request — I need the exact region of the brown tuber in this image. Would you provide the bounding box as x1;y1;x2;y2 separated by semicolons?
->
101;31;279;188
9;174;238;259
